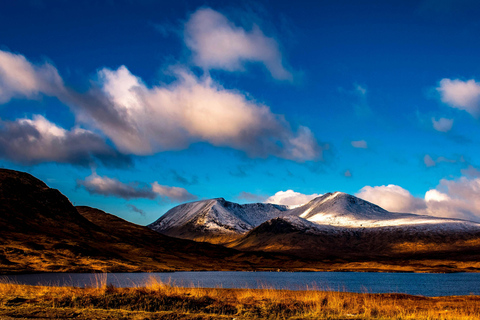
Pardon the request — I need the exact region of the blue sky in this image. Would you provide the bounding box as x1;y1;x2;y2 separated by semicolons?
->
2;0;480;224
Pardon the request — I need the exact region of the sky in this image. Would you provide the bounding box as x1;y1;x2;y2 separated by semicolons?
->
1;0;480;225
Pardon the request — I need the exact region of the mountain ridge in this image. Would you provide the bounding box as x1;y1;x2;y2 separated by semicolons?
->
149;191;480;240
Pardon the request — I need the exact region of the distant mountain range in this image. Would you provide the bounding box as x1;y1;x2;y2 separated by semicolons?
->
149;192;480;261
2;168;480;274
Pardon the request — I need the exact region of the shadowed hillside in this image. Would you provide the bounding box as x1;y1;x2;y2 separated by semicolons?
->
0;169;313;274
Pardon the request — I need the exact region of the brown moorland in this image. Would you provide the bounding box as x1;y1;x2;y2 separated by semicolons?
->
1;277;480;320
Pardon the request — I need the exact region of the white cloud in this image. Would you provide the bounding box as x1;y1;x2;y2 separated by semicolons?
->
351;140;368;149
78;173;196;202
94;65;321;161
423;177;480;221
184;8;293;81
437;78;480;117
0;50;322;163
151;182;197;202
356;184;426;213
432;117;453;132
0;50;64;103
0;115;131;167
357;178;480;222
265;189;321;207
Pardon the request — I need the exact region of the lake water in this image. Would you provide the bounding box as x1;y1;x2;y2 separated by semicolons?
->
2;271;480;297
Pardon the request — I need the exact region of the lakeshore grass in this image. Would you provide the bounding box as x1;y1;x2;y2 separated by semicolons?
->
1;276;480;319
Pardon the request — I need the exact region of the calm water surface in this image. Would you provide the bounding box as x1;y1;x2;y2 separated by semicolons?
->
2;271;480;297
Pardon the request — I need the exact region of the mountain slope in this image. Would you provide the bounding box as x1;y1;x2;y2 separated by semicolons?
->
0;169;314;274
148;198;288;243
287;191;471;228
228;215;480;261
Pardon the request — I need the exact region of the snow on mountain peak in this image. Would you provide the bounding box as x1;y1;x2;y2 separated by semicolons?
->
149;192;480;237
148;197;289;235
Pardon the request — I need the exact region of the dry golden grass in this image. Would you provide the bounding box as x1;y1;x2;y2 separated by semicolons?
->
1;275;480;319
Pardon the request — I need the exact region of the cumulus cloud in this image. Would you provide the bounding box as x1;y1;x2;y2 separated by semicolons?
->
184;8;293;80
265;189;321;207
356;185;426;213
78;173;196;202
151;182;197;202
432;117;453;132
0;50;321;163
437;78;480;117
351;140;368;149
357;178;480;222
424;177;480;221
0;115;131;167
92;65;321;161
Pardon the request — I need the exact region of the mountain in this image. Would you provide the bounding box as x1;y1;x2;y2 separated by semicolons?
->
150;191;480;241
150;191;480;268
228;215;480;260
0;169;318;274
148;198;288;243
287;191;475;228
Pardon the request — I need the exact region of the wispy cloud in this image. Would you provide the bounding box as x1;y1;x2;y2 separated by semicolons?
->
424;154;436;167
432;117;453;132
78;173;196;202
184;8;293;81
78;173;157;199
237;191;266;202
170;170;198;186
424;154;459;167
437;78;480;117
351;140;368;149
127;204;146;216
0;115;131;167
151;182;197;202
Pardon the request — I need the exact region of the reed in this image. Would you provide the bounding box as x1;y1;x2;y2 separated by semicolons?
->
1;276;480;319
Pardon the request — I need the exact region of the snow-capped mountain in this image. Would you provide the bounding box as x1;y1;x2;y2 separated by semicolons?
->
148;198;288;242
149;192;480;241
149;192;480;261
287;191;475;228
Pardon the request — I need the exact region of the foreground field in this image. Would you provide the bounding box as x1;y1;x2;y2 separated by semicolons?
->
1;277;480;319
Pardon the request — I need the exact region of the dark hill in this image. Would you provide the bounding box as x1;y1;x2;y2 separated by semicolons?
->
0;169;315;274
